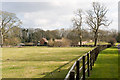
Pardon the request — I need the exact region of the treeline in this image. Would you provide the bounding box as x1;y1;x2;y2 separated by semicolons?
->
1;2;119;46
3;26;118;46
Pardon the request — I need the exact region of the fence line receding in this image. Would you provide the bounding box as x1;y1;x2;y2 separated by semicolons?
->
64;45;111;80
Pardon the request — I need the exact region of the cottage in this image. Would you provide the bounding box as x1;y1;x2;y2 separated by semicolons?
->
78;41;88;45
40;38;48;45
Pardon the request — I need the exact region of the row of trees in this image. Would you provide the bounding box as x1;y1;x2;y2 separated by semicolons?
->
0;26;118;46
0;2;119;46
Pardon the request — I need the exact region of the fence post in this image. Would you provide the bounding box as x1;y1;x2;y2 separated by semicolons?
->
94;48;97;61
96;47;99;60
76;60;79;80
83;56;85;80
87;53;90;77
93;49;96;66
90;51;92;70
92;53;95;66
70;70;75;80
95;47;98;61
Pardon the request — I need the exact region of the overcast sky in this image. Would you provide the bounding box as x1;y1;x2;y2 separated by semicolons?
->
0;0;119;31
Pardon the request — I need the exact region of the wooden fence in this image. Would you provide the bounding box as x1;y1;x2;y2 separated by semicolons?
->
64;45;111;80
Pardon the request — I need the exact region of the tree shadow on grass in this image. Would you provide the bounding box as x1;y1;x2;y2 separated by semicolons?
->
2;69;68;80
41;53;85;79
43;69;69;79
1;78;64;80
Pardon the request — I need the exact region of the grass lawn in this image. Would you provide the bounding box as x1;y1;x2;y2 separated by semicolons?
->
89;47;118;78
115;43;120;46
84;42;110;45
2;46;93;78
118;44;120;79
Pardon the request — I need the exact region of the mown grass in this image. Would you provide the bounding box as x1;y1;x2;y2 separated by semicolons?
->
2;46;93;78
84;42;109;45
89;47;118;78
115;43;120;46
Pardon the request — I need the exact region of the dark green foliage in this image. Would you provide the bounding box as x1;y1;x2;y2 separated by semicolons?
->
116;32;120;43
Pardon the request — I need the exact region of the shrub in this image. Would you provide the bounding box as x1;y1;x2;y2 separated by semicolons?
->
48;38;71;47
4;37;21;46
108;38;116;45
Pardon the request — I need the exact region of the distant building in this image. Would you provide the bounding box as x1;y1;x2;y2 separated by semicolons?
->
78;41;88;45
82;41;88;45
40;38;48;45
89;40;93;42
78;40;93;45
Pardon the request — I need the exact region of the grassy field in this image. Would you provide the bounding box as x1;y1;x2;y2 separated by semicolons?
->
84;42;110;45
89;47;118;78
2;46;93;78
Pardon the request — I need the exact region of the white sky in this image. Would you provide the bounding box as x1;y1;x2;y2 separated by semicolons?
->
0;0;119;31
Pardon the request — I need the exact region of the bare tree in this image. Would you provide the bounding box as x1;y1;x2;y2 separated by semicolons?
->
72;9;83;46
0;11;22;46
86;2;111;46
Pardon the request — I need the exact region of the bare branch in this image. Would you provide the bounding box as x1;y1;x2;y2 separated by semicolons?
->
86;2;111;46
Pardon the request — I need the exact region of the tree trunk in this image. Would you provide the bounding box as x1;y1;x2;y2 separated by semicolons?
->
0;31;3;47
1;34;3;47
94;34;98;46
79;35;82;46
94;37;97;46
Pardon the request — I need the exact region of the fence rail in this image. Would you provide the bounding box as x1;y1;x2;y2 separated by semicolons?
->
64;45;111;80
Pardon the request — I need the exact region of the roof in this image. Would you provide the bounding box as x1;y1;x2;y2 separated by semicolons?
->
41;38;48;42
